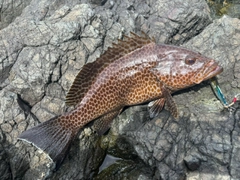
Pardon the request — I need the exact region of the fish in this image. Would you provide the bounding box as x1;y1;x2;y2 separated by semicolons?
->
18;32;223;169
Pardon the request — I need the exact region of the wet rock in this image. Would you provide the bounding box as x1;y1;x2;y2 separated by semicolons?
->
0;0;239;180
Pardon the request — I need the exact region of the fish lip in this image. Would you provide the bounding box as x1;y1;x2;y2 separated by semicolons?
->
203;61;223;81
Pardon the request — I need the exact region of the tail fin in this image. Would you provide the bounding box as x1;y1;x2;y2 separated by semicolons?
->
18;116;78;170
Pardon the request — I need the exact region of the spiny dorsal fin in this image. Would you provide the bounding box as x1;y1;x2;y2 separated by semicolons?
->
65;32;155;106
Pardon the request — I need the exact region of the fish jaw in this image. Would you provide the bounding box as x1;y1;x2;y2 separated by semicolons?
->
203;61;223;80
192;60;223;84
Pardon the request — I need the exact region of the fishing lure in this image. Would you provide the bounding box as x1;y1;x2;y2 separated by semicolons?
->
210;78;228;106
210;78;240;109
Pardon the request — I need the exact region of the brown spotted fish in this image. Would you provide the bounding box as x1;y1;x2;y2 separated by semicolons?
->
18;32;223;169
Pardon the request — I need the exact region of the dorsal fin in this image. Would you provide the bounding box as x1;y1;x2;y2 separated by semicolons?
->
65;32;155;106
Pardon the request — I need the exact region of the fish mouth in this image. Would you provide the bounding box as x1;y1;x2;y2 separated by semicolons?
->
203;60;223;81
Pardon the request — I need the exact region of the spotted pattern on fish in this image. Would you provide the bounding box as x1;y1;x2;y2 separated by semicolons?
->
18;32;223;169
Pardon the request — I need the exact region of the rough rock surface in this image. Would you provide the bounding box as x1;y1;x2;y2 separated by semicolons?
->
207;0;240;19
0;0;239;179
0;0;32;29
109;15;240;180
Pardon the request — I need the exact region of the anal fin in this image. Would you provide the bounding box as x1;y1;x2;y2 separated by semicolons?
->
148;98;165;118
93;109;122;135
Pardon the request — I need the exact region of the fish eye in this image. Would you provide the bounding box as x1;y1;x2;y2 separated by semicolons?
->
185;57;196;65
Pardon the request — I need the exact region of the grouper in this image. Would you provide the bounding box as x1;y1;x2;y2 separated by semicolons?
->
18;32;223;169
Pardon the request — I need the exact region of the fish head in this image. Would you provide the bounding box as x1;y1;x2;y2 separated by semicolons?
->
155;45;223;91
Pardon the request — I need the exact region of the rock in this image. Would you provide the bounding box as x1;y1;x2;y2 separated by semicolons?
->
0;0;32;30
0;0;239;180
95;159;153;180
207;0;240;19
108;15;240;180
102;0;211;45
184;155;201;171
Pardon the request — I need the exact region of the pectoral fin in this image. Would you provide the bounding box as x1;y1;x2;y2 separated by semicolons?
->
93;108;122;135
148;98;165;118
162;87;178;119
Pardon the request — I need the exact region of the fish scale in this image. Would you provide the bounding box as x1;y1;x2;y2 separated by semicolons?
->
18;32;223;169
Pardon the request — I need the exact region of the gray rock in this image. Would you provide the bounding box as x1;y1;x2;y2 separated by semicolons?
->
184;155;201;171
109;15;240;180
95;154;153;180
0;0;32;29
0;0;238;180
207;0;240;19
